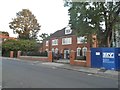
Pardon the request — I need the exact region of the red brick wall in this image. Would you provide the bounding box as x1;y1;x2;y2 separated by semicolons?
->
19;56;49;61
17;51;53;62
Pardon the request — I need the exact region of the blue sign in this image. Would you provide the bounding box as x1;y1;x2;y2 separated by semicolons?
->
102;52;115;65
103;52;114;58
102;48;116;70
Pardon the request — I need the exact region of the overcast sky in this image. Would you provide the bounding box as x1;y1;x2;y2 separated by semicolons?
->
0;0;69;38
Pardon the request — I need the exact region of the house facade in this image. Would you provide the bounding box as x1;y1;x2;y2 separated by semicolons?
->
42;27;90;59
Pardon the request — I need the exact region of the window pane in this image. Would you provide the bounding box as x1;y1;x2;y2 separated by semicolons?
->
82;47;87;56
52;39;58;46
77;48;81;56
62;38;72;45
77;36;87;44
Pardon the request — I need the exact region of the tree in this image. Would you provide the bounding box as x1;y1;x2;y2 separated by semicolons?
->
39;33;49;42
64;1;120;47
2;39;38;55
19;40;38;51
9;9;41;40
2;39;39;57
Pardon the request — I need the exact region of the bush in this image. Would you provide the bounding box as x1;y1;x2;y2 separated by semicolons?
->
21;51;48;57
2;39;38;52
2;50;10;57
13;51;17;58
2;39;39;57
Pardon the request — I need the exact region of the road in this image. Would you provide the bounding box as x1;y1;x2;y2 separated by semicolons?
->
0;58;2;89
2;58;118;88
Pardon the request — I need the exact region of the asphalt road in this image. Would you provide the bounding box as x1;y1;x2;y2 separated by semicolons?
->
2;58;118;88
0;58;2;89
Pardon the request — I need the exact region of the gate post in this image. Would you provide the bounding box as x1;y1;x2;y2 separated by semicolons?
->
10;51;14;58
17;51;21;58
48;51;53;62
86;50;91;67
70;50;76;65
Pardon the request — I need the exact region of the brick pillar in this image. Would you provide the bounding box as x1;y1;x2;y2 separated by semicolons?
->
17;51;21;58
10;51;14;58
86;50;91;67
70;50;76;65
48;51;53;62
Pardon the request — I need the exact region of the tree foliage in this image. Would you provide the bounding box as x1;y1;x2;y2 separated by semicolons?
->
39;33;49;42
65;1;120;47
2;39;38;52
9;9;41;40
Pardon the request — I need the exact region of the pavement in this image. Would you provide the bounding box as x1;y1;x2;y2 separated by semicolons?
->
1;57;119;78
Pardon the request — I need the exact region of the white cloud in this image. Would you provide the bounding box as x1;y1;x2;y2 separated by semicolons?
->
0;0;69;38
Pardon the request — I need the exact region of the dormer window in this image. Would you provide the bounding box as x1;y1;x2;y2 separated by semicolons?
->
65;26;72;35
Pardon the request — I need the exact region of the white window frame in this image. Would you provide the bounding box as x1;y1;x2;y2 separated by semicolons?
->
52;39;58;46
62;37;72;45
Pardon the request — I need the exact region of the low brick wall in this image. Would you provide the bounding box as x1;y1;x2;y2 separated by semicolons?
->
19;56;49;62
70;50;91;67
17;51;53;62
74;60;86;67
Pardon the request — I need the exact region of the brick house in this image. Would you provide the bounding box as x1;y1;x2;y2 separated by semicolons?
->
0;32;16;45
42;26;90;59
0;32;16;56
0;33;16;42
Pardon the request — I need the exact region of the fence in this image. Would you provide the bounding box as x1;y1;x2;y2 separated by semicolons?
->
8;50;91;67
21;51;48;57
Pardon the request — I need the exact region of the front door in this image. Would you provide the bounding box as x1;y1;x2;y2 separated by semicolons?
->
64;50;70;59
